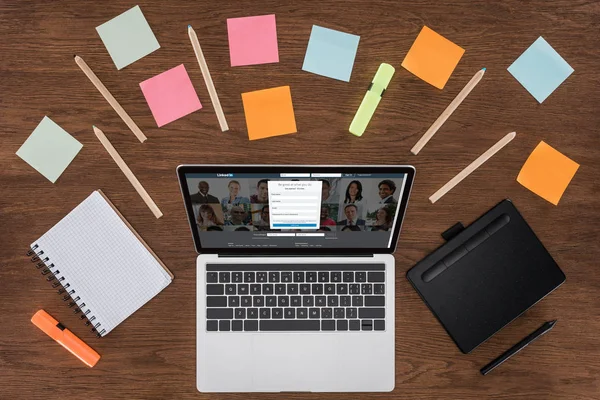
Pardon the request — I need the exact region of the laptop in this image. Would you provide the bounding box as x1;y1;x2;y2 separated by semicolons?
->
177;165;415;392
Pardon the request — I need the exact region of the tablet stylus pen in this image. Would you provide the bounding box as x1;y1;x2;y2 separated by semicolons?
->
480;320;557;375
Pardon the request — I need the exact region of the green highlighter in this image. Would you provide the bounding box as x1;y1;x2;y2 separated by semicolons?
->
349;63;395;137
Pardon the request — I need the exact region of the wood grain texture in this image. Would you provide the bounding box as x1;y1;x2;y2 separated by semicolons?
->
1;1;599;399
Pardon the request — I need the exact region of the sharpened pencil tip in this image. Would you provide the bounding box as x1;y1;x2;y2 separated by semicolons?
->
188;24;192;29
482;67;486;72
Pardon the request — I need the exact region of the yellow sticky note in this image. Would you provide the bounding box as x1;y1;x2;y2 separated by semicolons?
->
517;141;579;205
242;86;297;141
401;26;465;89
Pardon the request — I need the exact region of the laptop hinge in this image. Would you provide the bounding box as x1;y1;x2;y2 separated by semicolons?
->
219;254;376;258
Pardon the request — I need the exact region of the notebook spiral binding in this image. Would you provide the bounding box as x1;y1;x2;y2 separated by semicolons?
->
27;244;106;337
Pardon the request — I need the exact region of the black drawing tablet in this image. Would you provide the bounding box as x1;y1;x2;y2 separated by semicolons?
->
406;199;565;354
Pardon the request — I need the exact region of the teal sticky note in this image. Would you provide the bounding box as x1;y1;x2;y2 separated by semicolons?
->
16;117;83;183
507;37;574;103
302;25;360;82
96;5;160;70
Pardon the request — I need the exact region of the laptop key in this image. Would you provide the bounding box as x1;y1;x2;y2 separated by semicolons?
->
297;308;308;318
294;272;304;282
337;320;348;331
368;272;385;282
306;272;317;282
269;271;280;282
325;284;335;294
272;308;283;319
349;320;360;331
251;284;261;295
278;296;289;307
322;320;335;331
309;308;319;319
275;284;286;295
263;284;274;295
219;320;230;331
334;308;345;319
260;320;320;331
374;320;385;331
352;296;363;306
340;296;351;306
229;296;240;307
300;284;310;294
303;296;314;307
260;308;271;319
247;308;258;319
321;308;332;319
316;296;326;306
253;296;264;307
256;272;267;282
219;272;230;283
207;320;218;331
284;308;295;319
347;308;357;319
207;308;233;319
206;272;218;283
235;308;246;319
331;272;341;282
207;296;227;307
359;308;385;319
291;296;301;307
343;272;354;282
312;284;323;295
232;272;242;283
232;320;243;331
374;284;385;294
349;284;360;294
318;272;329;282
328;296;339;306
244;320;258;331
242;296;252;307
244;272;255;282
225;284;236;295
365;296;385;307
281;272;292;283
206;284;224;295
238;284;249;295
337;284;348;294
355;272;366;282
266;296;277;307
287;284;298;294
362;320;373;331
361;284;372;294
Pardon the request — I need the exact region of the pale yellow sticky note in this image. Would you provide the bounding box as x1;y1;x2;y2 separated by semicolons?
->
517;141;579;205
401;26;465;89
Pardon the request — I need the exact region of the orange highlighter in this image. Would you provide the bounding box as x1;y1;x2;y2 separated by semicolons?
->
31;310;100;367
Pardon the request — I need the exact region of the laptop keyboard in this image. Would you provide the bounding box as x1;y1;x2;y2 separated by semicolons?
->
205;264;386;332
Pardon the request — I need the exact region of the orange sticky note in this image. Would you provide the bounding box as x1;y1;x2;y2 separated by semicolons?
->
401;26;465;89
242;86;297;140
517;141;579;205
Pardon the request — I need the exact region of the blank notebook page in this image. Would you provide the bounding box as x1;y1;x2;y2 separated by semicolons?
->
32;191;172;336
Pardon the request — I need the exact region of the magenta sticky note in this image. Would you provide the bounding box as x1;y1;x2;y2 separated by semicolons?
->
227;14;279;67
139;64;202;127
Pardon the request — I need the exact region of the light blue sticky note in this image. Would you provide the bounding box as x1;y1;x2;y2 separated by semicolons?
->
507;37;574;103
302;25;360;82
96;5;160;70
16;117;83;183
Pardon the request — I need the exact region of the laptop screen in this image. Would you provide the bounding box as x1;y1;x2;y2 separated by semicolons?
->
177;165;415;254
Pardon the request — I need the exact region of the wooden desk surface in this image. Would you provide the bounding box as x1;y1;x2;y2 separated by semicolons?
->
1;0;599;398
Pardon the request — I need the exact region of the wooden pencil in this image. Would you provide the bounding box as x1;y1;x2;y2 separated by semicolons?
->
92;126;162;218
429;131;516;204
411;68;486;155
75;56;147;143
188;25;229;132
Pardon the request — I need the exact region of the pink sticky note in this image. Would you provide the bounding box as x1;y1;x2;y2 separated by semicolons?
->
227;14;279;66
139;64;202;127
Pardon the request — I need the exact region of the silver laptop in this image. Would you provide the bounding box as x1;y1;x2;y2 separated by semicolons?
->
177;165;415;393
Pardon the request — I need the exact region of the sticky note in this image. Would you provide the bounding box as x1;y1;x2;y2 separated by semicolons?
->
96;5;160;70
302;25;360;82
401;26;465;89
16;117;83;183
517;141;579;205
507;37;574;103
140;64;202;127
241;86;297;140
227;14;279;66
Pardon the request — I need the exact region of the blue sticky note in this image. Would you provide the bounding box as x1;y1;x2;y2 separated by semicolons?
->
302;25;360;82
16;116;83;183
507;37;574;103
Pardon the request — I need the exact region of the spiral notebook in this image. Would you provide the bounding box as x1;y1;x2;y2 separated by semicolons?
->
29;190;173;337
